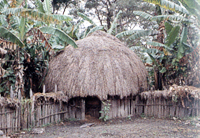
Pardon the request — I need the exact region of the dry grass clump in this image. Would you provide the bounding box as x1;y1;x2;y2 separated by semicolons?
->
0;96;20;108
33;91;68;103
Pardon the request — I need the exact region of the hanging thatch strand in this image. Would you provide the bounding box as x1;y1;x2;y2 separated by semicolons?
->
45;31;148;100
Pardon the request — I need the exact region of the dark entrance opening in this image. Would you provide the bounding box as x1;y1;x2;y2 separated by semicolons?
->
85;96;101;118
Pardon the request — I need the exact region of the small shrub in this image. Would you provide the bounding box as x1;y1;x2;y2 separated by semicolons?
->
99;100;111;122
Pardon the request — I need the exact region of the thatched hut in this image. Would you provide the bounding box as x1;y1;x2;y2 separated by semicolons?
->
45;31;148;119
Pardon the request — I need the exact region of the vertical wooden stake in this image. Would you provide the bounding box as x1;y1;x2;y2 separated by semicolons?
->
55;84;57;93
31;96;35;127
10;86;14;100
43;85;46;94
18;90;21;101
81;99;85;120
30;89;33;98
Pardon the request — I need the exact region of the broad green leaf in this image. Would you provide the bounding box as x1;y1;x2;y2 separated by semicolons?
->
152;15;191;23
133;11;191;22
160;67;166;73
5;8;60;24
133;11;153;20
127;30;157;41
86;26;104;37
52;14;72;22
166;26;180;46
116;30;143;38
2;7;23;15
36;0;46;13
43;0;52;14
146;51;159;66
77;12;97;26
19;17;26;41
40;26;78;48
177;26;188;59
108;10;122;34
73;20;84;37
147;41;173;51
0;26;24;47
143;0;189;15
164;21;173;35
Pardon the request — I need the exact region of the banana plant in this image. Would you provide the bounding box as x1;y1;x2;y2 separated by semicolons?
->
116;0;197;89
0;0;78;97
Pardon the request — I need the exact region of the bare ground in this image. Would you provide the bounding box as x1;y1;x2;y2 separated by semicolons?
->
19;115;200;138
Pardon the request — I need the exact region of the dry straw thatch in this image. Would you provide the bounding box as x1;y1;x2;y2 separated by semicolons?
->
0;96;20;108
140;85;200;100
33;91;68;103
45;31;148;100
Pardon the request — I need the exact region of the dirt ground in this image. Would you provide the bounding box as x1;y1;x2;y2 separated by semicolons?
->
19;115;200;138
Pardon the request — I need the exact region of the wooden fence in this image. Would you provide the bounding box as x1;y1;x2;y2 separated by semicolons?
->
137;91;200;118
1;87;200;136
0;96;68;135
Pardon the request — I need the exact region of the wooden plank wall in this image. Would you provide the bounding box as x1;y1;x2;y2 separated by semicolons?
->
68;98;85;120
107;96;138;119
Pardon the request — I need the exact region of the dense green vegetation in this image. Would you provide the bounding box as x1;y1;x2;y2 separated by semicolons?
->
0;0;199;97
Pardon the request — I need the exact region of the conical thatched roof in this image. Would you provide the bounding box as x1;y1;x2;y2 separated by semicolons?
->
45;31;148;100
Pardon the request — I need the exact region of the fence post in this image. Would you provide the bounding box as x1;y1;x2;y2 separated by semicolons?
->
30;89;33;98
55;84;57;93
43;85;46;94
18;89;22;131
31;95;35;127
10;86;14;100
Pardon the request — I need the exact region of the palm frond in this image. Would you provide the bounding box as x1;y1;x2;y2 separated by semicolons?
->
108;10;122;34
77;12;97;26
127;30;157;41
143;0;189;15
40;26;78;48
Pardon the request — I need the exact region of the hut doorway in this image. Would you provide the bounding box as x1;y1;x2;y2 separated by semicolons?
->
85;96;101;118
